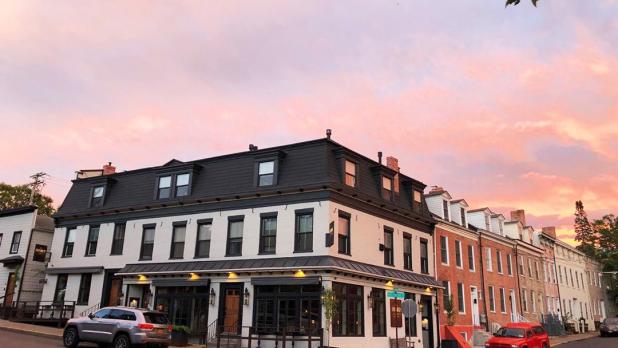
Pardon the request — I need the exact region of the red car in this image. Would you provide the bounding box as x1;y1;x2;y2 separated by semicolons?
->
485;322;550;348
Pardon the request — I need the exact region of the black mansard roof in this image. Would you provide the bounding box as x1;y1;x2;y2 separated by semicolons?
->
55;138;434;231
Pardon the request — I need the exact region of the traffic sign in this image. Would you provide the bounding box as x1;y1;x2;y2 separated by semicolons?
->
401;299;417;317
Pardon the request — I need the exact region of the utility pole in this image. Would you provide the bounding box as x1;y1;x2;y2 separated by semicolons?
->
28;172;48;205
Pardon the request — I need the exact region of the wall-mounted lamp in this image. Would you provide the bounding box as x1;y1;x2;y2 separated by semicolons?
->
209;288;216;305
138;275;148;281
386;280;394;288
244;288;250;306
189;273;199;280
294;269;306;278
228;272;238;279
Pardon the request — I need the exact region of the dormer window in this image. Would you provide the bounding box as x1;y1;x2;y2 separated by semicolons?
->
91;185;105;207
175;173;190;197
381;176;393;201
258;161;275;186
461;208;467;227
484;214;490;230
443;200;449;220
345;160;357;187
158;176;172;199
413;190;422;212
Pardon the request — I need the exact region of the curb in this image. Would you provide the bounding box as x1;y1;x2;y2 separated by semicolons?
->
552;333;598;346
0;325;63;340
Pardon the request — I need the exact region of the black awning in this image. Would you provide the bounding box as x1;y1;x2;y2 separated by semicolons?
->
251;276;321;286
46;266;104;274
152;278;210;287
0;255;24;266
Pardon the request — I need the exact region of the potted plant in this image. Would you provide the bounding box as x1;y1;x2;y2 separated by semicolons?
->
444;295;456;326
321;288;338;348
171;325;191;346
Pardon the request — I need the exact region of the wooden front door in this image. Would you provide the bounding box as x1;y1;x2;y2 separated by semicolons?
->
108;278;122;306
4;273;16;306
219;284;243;335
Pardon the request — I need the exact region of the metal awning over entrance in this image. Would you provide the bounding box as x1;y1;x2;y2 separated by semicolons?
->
0;255;24;266
117;256;442;288
46;266;104;274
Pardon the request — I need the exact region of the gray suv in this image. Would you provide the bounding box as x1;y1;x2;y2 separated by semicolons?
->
63;307;171;348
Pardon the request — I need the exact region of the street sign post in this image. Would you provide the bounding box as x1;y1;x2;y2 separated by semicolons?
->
387;290;405;300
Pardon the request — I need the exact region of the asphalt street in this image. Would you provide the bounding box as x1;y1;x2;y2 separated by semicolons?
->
557;335;618;348
0;330;96;348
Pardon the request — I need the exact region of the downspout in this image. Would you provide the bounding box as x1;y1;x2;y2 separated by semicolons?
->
478;232;490;332
514;243;523;320
16;227;36;304
432;223;441;348
435;287;441;348
553;243;563;320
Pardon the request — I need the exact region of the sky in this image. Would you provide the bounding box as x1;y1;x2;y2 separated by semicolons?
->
1;1;616;245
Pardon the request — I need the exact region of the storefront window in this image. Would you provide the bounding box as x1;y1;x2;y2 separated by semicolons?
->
333;282;364;337
155;286;210;335
253;284;321;335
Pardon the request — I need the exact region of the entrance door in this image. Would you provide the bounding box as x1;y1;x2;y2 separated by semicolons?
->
421;295;434;348
219;284;243;335
4;273;16;306
510;290;517;322
101;269;122;307
470;287;480;327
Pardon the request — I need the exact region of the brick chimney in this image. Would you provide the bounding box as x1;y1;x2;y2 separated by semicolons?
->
103;162;116;175
510;209;526;226
386;156;400;193
542;226;556;239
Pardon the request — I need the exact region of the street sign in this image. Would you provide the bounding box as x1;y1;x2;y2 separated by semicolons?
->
387;291;405;299
401;299;417;318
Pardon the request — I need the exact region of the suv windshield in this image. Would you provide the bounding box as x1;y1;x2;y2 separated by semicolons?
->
143;312;169;324
495;327;525;338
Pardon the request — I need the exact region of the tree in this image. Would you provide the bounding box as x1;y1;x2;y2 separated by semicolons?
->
574;201;596;258
0;182;55;216
505;0;539;6
592;214;618;302
444;295;456;326
321;288;337;347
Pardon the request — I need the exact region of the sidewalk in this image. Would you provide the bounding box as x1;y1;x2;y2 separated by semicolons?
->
550;331;599;346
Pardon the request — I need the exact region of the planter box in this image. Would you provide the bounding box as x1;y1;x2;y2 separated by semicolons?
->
171;331;189;346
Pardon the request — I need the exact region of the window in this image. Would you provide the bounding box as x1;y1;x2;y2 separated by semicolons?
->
9;231;21;254
170;223;186;259
468;245;475;271
258;161;275;186
488;286;495;312
338;213;351;255
457;282;465;313
226;218;244;256
535;261;539;280
157;175;172;199
403;234;412;270
294;211;313;252
440;236;449;265
507;254;513;276
461;208;466;227
110;309;137;321
33;244;47;262
518;256;524;275
91;185;105;207
413;190;422;212
195;221;212;258
531;290;536;313
140;225;156;260
455;240;462;267
443;200;449;220
484;214;490;230
499;288;507;313
558;265;562;283
253;285;321;335
344;160;356;187
496;250;503;274
527;259;532;277
371;288;386;336
111;223;125;255
63;228;76;257
85;226;99;256
442;281;451;309
53;274;68;303
382;176;393;201
575;271;579;288
259;215;277;254
522;289;528;312
383;228;394;265
0;233;2;248
420;238;429;274
175;173;190;196
486;247;493;272
333;283;364;336
77;274;92;305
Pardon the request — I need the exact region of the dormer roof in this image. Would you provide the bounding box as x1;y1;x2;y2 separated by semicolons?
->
450;199;469;207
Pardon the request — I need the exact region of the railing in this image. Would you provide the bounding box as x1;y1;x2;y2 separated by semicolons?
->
216;323;323;348
1;301;75;327
79;302;100;317
205;318;219;344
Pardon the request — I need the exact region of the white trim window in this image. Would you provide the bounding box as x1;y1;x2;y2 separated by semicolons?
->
455;240;463;268
440;236;449;265
507;254;513;276
488;286;496;312
457;282;466;314
468;245;475;272
499;288;507;313
496;250;503;274
486;247;493;272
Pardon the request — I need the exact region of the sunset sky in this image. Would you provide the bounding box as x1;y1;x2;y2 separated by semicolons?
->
1;1;616;245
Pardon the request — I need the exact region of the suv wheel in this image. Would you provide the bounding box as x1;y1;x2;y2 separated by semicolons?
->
113;333;130;348
63;327;79;348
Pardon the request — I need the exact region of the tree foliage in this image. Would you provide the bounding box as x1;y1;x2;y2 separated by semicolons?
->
574;200;596;257
444;295;456;326
506;0;539;7
0;182;55;216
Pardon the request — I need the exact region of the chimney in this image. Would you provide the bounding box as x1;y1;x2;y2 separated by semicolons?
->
542;226;556;239
249;144;258;151
378;151;383;164
103;162;116;175
510;209;526;226
386;156;400;193
326;129;332;139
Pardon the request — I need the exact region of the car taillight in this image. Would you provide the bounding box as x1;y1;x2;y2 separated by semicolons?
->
138;323;154;330
167;325;173;332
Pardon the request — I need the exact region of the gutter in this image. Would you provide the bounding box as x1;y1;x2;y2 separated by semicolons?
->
515;244;523;319
478;233;490;331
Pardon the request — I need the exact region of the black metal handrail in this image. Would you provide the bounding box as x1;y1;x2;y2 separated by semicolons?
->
2;301;76;327
216;323;323;348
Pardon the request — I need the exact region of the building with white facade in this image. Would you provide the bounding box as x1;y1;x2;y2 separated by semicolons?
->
41;137;441;348
0;206;54;306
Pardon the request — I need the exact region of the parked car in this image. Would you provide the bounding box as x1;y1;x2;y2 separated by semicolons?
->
600;317;618;337
63;306;171;348
485;322;550;348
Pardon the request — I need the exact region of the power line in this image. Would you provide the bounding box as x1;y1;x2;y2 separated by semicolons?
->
28;172;48;205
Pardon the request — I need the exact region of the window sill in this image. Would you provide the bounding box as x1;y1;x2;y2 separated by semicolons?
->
110;253;123;256
293;250;313;254
338;252;351;256
169;257;184;260
61;255;73;258
258;251;276;255
139;258;153;261
225;254;243;257
194;256;210;259
84;254;96;257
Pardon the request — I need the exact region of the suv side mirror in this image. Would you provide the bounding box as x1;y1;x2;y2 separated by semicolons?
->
88;313;95;320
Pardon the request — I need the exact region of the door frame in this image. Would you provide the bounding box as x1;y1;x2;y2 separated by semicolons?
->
4;272;17;306
218;282;244;335
100;269;121;307
470;286;480;327
420;295;434;348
